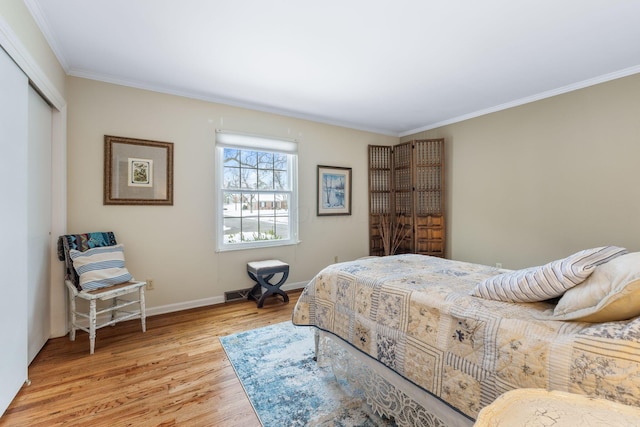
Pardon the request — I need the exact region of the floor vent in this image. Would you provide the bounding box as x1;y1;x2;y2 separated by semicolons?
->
224;288;253;302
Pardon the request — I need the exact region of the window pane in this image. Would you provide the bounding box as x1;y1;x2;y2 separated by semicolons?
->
223;148;241;167
274;153;287;170
274;216;290;240
240;168;258;189
258;193;280;241
257;151;273;169
275;193;289;211
241;150;258;167
273;170;287;190
241;193;259;218
274;194;290;239
258;169;273;189
257;201;276;239
258;193;274;211
223;192;242;216
222;192;241;243
223;218;241;243
223;166;240;189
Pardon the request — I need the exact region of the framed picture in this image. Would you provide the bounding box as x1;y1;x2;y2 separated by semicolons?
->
104;135;174;205
317;165;352;216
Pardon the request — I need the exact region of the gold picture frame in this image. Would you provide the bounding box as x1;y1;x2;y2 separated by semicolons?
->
104;135;174;205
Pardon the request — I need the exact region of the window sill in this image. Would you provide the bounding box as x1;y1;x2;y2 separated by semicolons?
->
216;239;301;253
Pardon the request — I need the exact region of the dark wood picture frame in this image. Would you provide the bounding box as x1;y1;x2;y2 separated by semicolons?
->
317;165;352;216
104;135;174;205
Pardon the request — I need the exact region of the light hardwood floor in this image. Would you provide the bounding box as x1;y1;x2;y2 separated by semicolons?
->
1;290;302;427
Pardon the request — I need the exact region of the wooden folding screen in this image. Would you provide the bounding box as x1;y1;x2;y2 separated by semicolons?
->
368;139;445;257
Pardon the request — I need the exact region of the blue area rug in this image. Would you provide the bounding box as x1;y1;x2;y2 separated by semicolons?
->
219;321;396;426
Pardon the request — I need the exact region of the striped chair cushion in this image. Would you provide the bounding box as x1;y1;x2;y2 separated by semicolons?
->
69;244;133;291
471;246;628;302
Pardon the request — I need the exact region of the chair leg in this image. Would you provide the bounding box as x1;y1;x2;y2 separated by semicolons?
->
89;299;97;355
139;286;147;333
68;291;77;342
111;297;117;325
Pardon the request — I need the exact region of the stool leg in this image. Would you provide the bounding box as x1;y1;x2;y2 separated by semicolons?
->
255;270;289;308
247;271;263;301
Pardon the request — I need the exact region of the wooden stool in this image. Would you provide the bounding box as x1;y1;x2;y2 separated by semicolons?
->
246;260;289;308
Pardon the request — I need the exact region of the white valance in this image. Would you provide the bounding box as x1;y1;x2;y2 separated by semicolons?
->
216;129;297;154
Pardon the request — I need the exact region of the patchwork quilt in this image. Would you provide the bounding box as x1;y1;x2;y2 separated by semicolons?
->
292;254;640;419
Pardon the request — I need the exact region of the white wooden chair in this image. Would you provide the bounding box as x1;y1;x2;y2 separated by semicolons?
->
58;232;146;354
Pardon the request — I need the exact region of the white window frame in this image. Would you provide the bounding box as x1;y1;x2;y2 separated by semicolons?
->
215;130;299;252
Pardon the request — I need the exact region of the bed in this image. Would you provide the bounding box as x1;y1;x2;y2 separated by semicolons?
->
291;249;640;426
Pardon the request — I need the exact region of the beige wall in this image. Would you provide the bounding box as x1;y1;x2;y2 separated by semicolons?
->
402;73;640;269
67;76;396;313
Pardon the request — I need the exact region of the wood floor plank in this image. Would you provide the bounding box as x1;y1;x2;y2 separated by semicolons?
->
0;291;302;427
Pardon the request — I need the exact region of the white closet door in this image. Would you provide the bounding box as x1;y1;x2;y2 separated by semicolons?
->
27;85;52;364
0;48;29;415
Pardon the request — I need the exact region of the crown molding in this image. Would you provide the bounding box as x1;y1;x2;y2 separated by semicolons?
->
400;65;640;137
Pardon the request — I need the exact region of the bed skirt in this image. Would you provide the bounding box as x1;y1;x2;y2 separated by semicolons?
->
315;329;474;427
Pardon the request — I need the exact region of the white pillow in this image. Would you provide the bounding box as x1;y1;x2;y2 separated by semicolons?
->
553;252;640;322
70;244;133;291
471;246;627;303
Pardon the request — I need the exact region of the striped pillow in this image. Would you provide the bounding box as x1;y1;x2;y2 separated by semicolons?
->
70;244;133;291
471;246;628;302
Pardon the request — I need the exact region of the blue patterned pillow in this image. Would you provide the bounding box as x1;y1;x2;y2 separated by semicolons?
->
471;246;628;302
69;244;133;291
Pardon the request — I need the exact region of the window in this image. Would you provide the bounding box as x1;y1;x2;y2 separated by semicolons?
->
215;131;298;251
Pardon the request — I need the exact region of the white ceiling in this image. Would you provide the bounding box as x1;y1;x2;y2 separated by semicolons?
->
26;0;640;136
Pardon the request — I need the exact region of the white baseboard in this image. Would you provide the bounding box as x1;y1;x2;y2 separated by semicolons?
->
145;280;308;317
280;281;308;293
